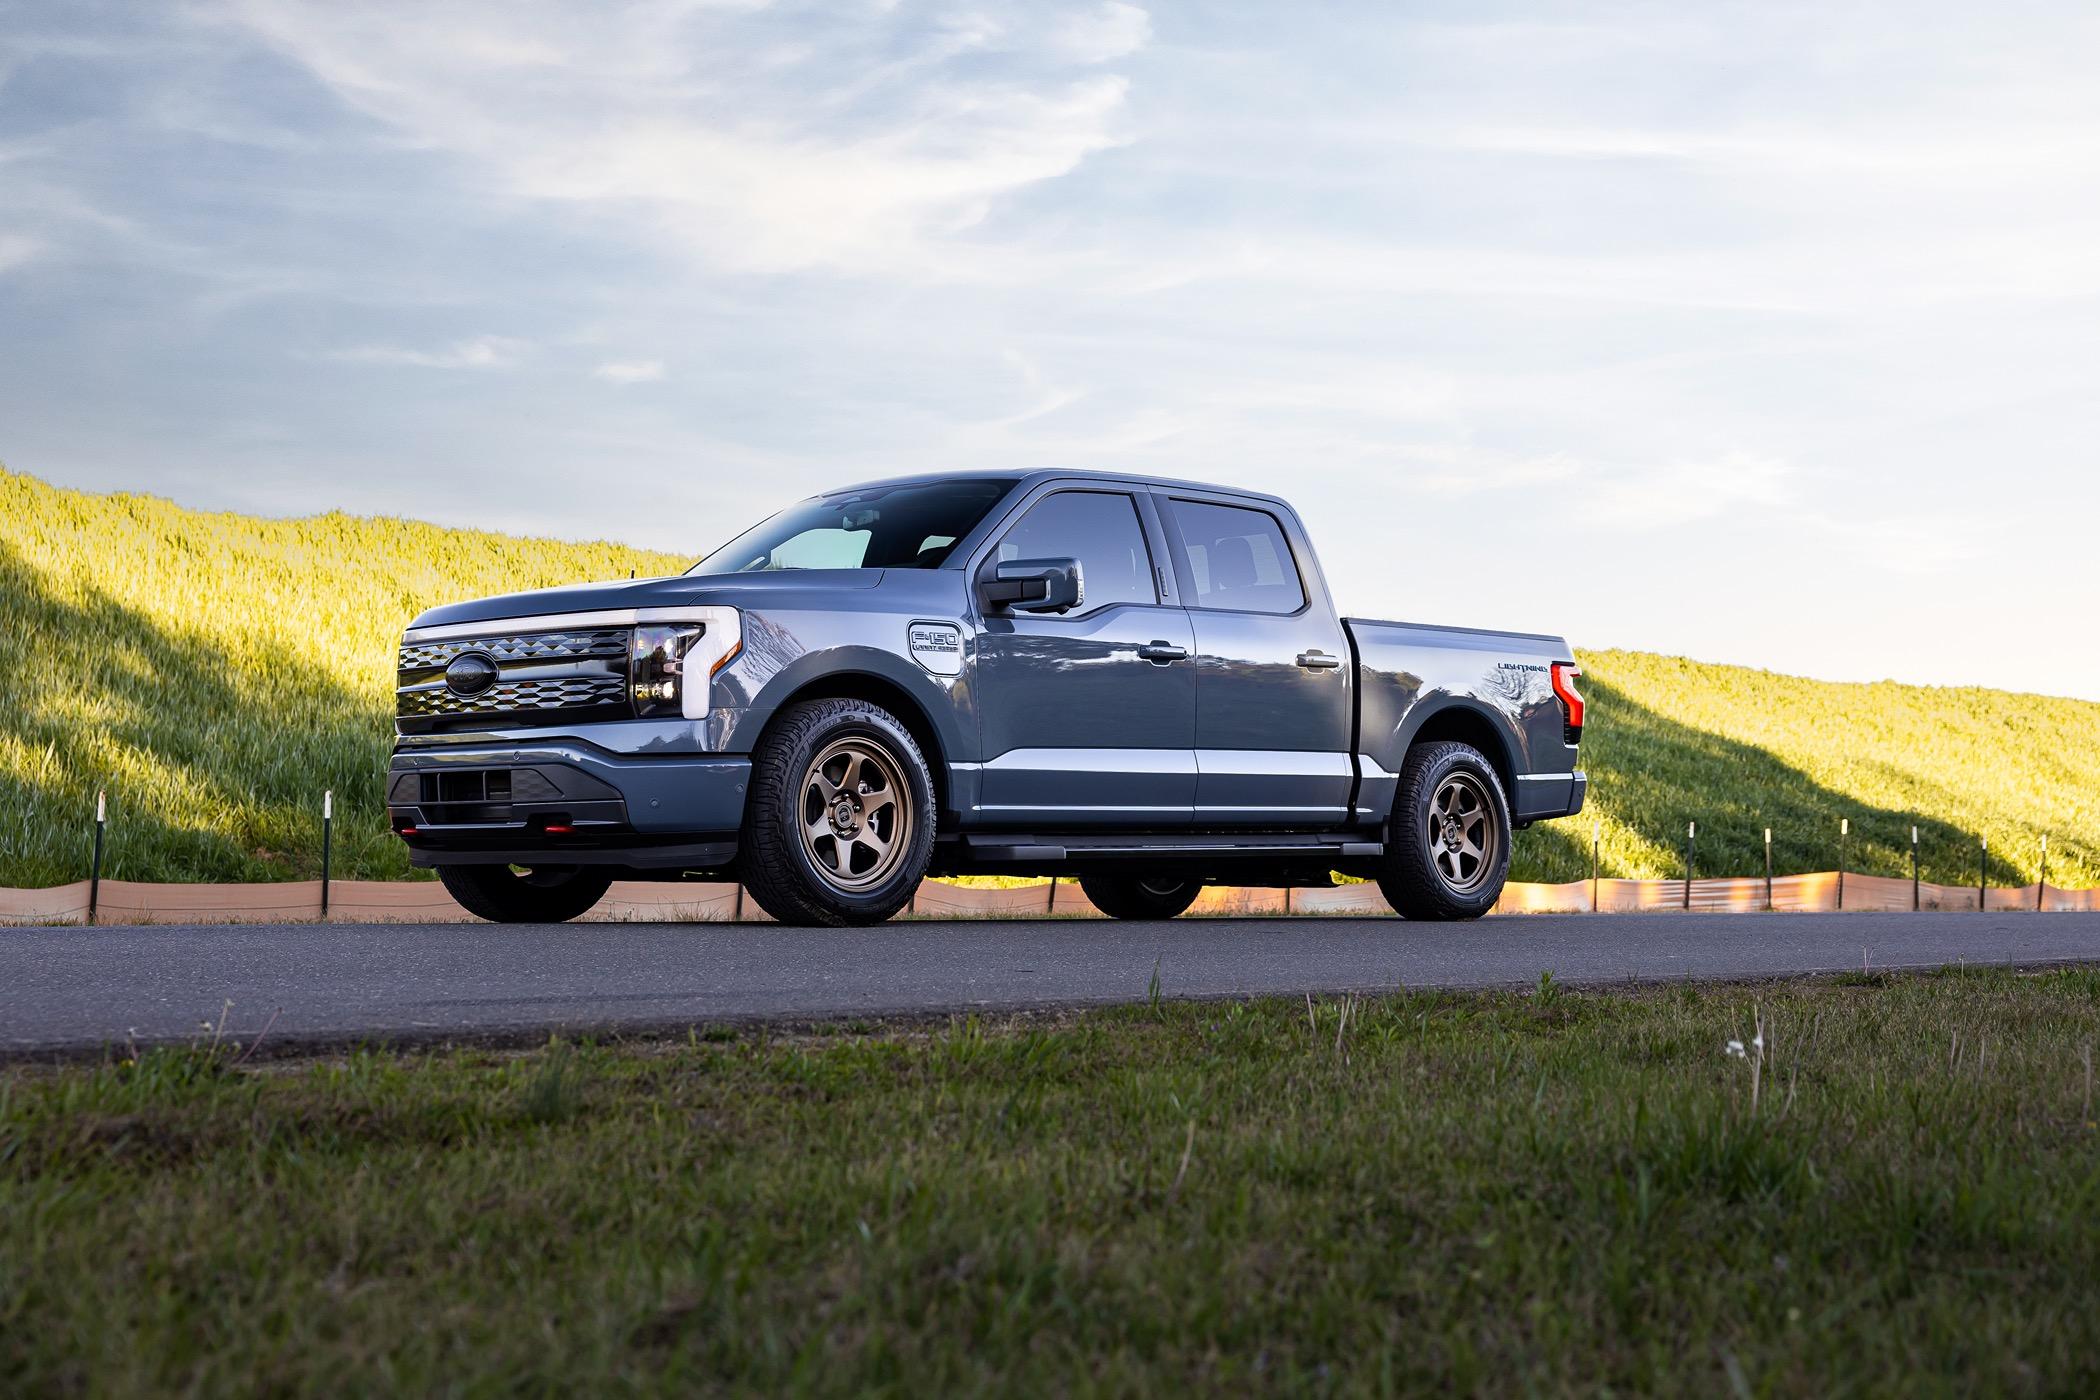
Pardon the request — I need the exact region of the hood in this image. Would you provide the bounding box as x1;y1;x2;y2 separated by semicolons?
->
408;568;885;630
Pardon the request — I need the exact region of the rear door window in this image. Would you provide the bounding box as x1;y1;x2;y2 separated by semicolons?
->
1167;500;1306;615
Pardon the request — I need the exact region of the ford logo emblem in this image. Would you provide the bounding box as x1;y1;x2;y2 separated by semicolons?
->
443;652;501;697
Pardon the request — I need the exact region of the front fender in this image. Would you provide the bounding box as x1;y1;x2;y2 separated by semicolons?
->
711;603;977;768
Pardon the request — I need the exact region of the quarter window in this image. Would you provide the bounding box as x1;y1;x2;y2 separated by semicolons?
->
1169;500;1306;615
993;491;1157;612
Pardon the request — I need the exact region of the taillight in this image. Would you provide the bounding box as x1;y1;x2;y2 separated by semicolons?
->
1551;662;1585;741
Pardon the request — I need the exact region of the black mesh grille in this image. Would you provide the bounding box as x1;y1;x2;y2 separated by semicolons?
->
399;675;628;718
396;626;633;731
397;629;629;671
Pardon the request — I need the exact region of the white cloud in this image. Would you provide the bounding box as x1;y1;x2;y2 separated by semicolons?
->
1578;452;1795;532
1413;452;1583;497
1053;3;1151;64
10;0;2100;698
0;234;42;273
592;358;664;384
329;335;528;369
218;0;1147;276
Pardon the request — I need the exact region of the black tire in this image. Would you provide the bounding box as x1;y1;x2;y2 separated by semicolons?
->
1078;873;1202;920
1376;741;1511;921
438;864;614;923
740;697;937;926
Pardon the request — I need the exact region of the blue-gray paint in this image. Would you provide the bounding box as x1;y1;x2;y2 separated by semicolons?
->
390;468;1585;870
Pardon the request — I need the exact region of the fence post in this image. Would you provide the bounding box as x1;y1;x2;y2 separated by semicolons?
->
1911;825;1919;911
1764;827;1773;911
1978;837;1987;911
1683;821;1695;910
89;790;107;927
1838;817;1848;911
1590;819;1600;913
320;790;334;921
1047;877;1058;915
2038;835;2047;912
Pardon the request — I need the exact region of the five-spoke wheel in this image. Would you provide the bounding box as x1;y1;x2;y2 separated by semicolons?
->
1376;740;1510;920
799;737;914;892
1424;769;1500;896
742;697;936;925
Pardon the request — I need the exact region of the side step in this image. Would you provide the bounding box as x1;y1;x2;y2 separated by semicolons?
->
959;833;1384;865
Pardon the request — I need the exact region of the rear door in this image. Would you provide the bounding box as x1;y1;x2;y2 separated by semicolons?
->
1157;494;1355;826
970;486;1197;827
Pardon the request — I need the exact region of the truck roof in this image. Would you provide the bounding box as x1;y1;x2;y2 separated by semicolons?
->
822;467;1296;513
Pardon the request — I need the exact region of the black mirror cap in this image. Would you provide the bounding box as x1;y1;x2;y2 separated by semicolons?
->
983;557;1084;613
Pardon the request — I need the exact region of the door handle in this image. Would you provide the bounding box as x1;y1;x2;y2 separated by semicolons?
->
1137;641;1189;663
1296;650;1343;670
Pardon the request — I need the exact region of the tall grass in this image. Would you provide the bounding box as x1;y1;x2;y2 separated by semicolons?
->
0;468;682;885
1547;650;2100;887
3;466;2096;889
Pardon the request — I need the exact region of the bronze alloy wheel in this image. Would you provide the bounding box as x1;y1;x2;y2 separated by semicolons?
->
799;735;914;892
1425;769;1500;895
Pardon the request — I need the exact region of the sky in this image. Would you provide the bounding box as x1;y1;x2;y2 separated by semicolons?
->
3;0;2098;697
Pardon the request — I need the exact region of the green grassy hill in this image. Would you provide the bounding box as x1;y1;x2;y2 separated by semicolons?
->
2;467;2093;889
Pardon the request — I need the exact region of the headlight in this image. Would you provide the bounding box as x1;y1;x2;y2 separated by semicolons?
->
631;607;741;720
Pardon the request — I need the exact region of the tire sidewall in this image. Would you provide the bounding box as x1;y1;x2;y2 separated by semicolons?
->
764;704;935;921
439;863;613;923
1078;873;1202;920
1392;744;1510;918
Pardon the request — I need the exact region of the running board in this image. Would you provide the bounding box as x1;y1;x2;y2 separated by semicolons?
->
959;833;1384;865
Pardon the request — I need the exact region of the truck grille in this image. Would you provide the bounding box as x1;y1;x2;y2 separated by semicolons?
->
398;630;630;670
396;627;633;733
399;674;629;718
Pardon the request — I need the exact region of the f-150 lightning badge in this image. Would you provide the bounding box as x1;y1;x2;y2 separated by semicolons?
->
909;622;964;675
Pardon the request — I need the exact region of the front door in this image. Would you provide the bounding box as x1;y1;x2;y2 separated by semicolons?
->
1158;494;1356;826
971;488;1196;827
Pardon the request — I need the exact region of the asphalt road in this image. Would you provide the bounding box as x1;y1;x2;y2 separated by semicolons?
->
7;911;2100;1056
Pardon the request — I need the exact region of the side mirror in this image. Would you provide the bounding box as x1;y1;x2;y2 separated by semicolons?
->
981;557;1084;614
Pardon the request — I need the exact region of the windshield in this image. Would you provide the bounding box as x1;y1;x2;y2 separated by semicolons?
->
688;478;1018;575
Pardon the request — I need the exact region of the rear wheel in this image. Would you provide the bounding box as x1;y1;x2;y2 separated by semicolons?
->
740;697;936;926
1376;740;1510;920
438;864;614;923
1078;873;1202;921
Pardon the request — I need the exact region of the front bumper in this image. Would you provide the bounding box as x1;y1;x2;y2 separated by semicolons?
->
388;740;750;870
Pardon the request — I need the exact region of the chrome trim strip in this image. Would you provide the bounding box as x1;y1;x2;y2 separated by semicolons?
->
1193;749;1354;777
977;805;1194;813
404;606;730;644
981;747;1199;775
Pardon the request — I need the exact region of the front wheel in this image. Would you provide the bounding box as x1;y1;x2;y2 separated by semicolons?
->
1078;873;1202;920
438;864;614;923
1375;740;1510;920
739;697;937;926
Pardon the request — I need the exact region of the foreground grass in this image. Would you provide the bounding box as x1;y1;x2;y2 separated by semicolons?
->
5;970;2099;1395
4;465;2098;890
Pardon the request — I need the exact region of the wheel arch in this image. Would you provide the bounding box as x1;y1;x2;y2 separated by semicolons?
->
751;669;954;818
1401;703;1518;812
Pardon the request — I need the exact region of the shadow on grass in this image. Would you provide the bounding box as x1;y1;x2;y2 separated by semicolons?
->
0;541;404;886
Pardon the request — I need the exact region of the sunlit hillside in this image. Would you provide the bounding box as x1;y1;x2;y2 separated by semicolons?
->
0;468;685;886
2;468;2093;889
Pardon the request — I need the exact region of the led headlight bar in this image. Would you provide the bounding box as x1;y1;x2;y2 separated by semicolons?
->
631;606;741;720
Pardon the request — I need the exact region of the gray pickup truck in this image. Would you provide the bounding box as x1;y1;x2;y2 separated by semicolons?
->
390;470;1586;925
